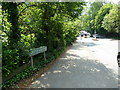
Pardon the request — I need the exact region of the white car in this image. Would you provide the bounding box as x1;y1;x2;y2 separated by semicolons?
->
80;31;90;37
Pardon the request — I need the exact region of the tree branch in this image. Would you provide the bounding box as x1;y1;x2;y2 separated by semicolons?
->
18;4;38;17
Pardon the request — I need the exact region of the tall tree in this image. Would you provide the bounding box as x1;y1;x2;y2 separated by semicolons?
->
88;2;103;33
102;4;119;33
2;2;20;49
80;2;103;33
95;3;113;34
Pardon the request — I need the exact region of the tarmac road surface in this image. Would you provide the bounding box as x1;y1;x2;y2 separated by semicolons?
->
28;36;119;88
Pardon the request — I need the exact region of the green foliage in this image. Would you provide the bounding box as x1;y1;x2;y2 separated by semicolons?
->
80;2;103;33
102;4;119;33
88;2;103;33
2;2;20;48
2;47;64;88
95;3;113;34
2;2;85;88
80;2;119;37
3;49;20;76
63;19;81;45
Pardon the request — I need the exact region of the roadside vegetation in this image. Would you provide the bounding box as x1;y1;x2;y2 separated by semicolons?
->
80;2;120;39
1;2;85;88
1;1;119;88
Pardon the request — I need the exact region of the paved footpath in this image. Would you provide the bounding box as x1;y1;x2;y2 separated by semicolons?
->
28;36;118;88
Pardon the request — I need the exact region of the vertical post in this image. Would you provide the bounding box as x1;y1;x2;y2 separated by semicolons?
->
94;29;96;40
94;28;96;40
31;56;34;68
44;52;46;61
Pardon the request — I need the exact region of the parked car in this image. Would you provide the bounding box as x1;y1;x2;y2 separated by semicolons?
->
117;52;120;67
80;31;91;37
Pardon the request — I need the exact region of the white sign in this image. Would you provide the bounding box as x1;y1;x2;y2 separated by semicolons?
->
29;46;47;57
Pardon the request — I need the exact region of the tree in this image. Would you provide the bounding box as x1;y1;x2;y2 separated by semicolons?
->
80;2;103;33
2;2;86;80
102;4;119;33
88;2;103;33
95;3;113;34
2;2;20;49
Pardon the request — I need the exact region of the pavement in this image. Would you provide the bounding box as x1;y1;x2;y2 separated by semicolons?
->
28;36;119;88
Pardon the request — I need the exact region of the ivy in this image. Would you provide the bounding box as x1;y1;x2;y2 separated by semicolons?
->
2;2;85;88
2;47;64;88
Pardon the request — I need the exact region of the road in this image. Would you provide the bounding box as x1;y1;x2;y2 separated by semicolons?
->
28;36;119;88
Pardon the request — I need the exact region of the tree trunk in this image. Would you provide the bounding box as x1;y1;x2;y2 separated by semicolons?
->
2;2;20;49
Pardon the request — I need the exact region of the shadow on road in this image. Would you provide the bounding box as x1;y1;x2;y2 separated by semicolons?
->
29;55;118;88
72;39;100;50
29;37;118;88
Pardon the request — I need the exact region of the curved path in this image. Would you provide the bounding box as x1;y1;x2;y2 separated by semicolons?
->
29;36;118;88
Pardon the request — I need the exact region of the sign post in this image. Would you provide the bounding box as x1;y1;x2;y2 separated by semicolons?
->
30;56;34;68
29;46;47;68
